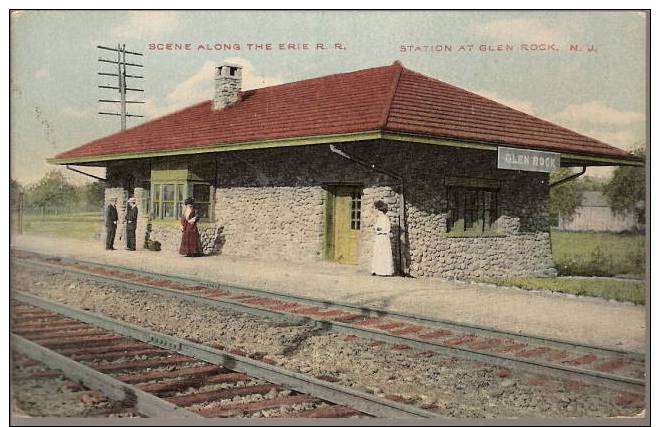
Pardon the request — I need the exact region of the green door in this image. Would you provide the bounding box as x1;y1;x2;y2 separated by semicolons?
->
326;186;361;264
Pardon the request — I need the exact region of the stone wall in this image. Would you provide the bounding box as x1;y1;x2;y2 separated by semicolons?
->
209;141;554;279
148;223;224;255
215;186;325;262
212;147;397;265
104;140;556;279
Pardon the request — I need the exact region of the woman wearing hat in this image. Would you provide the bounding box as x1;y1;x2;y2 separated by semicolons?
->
179;197;202;257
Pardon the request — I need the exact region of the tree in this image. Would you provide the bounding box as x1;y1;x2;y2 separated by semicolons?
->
604;147;646;228
10;179;23;210
78;181;105;211
24;170;79;215
548;168;580;226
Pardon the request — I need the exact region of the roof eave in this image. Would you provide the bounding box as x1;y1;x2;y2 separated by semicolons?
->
48;129;644;168
381;131;645;167
47;130;385;165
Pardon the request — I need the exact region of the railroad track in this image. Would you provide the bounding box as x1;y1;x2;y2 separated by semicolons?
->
11;249;646;391
11;291;440;419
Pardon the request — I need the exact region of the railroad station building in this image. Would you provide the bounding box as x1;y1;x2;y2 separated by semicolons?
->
50;61;642;280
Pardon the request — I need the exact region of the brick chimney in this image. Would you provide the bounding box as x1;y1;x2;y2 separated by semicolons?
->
213;63;242;110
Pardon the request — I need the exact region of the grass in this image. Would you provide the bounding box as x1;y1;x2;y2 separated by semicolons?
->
551;230;646;278
492;276;645;305
18;212;103;241
491;230;647;304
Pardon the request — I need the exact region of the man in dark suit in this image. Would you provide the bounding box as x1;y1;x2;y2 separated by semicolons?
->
105;197;118;250
126;197;138;251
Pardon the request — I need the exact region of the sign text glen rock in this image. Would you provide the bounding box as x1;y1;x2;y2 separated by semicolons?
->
497;147;560;173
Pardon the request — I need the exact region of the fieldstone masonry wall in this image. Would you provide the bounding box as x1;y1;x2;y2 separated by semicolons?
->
104;141;555;280
149;223;224;255
216;186;325;262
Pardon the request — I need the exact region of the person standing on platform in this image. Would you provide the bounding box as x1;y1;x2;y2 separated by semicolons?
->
371;200;395;276
125;197;138;251
105;197;118;250
179;197;202;257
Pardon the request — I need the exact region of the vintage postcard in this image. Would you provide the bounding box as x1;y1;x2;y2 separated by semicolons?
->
9;9;648;425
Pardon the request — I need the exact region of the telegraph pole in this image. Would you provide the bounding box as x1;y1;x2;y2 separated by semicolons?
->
97;44;144;130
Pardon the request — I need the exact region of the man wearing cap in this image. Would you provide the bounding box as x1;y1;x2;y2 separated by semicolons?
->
125;197;138;251
105;197;118;250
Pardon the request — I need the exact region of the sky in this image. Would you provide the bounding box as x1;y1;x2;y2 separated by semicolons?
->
9;10;647;186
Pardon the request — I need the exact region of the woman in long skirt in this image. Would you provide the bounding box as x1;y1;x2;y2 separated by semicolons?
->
179;197;202;256
371;200;394;276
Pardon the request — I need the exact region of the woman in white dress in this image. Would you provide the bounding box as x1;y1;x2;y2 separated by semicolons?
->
371;200;395;276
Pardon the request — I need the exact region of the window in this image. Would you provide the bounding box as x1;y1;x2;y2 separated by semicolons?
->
151;183;184;220
142;186;150;215
350;190;361;230
162;184;175;218
151;182;211;220
447;187;498;233
153;184;161;218
176;184;184;217
193;184;211;219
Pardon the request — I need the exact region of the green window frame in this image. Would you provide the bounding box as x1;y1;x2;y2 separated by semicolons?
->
151;181;212;221
350;190;361;230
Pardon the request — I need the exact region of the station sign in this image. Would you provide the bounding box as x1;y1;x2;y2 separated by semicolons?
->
497;147;560;173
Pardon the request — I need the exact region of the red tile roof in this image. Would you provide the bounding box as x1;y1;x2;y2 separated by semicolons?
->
54;62;637;162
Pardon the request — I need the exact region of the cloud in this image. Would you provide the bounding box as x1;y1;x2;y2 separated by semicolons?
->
473;18;568;45
145;58;283;118
473;89;537;115
111;11;178;40
553;102;645;126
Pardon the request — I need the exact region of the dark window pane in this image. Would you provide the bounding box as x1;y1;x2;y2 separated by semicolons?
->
193;184;210;202
163;185;175;202
162;202;175;218
447;187;498;233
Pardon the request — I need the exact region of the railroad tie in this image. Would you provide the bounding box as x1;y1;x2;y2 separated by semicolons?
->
90;355;195;373
195;394;315;418
140;372;248;394
70;348;171;362
166;384;279;407
113;365;226;384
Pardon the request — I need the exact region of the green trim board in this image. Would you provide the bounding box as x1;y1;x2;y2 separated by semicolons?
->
47;130;384;165
48;129;644;168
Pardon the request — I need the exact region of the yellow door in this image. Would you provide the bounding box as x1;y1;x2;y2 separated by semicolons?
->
332;187;361;264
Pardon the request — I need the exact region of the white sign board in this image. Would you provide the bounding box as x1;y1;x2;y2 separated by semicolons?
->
497;147;560;173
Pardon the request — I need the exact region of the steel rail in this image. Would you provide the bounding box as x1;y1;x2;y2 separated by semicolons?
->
12;291;442;419
13;250;644;359
12;334;199;418
13;258;645;390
